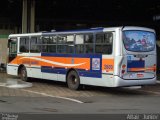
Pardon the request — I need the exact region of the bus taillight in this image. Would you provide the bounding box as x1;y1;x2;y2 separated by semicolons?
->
122;70;125;74
122;64;126;69
153;64;156;72
121;64;126;74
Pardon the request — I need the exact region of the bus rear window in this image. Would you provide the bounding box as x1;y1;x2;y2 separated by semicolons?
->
123;30;155;52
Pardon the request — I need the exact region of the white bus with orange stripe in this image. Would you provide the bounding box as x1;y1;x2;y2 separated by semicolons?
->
7;26;157;90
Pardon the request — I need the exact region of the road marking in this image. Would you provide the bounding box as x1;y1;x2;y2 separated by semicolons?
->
22;89;84;104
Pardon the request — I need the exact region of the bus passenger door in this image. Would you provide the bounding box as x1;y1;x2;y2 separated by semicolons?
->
7;37;18;76
8;38;17;63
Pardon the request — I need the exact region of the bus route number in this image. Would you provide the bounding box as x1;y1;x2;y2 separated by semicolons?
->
104;64;113;70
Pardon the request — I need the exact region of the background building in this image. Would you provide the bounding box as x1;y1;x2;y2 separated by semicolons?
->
0;0;160;68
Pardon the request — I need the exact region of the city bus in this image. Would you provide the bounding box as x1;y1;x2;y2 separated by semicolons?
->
7;26;157;90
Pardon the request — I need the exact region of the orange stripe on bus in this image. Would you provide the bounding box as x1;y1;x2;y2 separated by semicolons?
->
41;57;90;69
10;56;116;72
10;56;90;70
129;66;156;72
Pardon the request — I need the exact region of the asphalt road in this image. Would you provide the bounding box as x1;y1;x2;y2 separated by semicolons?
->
0;95;159;113
0;73;160;120
0;95;160;120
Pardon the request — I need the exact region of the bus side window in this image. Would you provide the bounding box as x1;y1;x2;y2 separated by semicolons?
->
48;36;57;53
30;37;41;53
57;35;67;53
75;35;85;54
105;32;113;44
95;32;113;54
66;35;74;54
85;34;94;53
41;36;51;52
19;37;29;52
41;37;47;52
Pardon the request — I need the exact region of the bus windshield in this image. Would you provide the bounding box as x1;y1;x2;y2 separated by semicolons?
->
123;30;155;52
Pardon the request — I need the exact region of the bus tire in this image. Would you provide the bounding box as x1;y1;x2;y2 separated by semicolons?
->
67;70;80;90
19;66;28;81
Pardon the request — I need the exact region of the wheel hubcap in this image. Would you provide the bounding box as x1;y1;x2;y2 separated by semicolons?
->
70;75;77;84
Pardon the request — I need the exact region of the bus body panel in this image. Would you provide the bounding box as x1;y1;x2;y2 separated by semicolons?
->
7;64;18;76
80;74;114;87
121;54;156;80
7;26;157;88
113;76;156;87
121;27;156;82
80;74;156;87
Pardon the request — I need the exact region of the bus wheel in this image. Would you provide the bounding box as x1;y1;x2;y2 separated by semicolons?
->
19;67;28;81
67;70;80;90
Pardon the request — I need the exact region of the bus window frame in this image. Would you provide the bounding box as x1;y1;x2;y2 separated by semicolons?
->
30;36;42;53
94;32;114;55
19;36;30;53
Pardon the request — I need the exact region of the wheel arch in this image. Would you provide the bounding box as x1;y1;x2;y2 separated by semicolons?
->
66;68;80;82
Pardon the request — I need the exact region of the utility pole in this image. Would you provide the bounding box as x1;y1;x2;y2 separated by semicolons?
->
22;0;35;33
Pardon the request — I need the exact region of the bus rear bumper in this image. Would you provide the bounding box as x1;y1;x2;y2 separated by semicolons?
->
113;76;157;87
